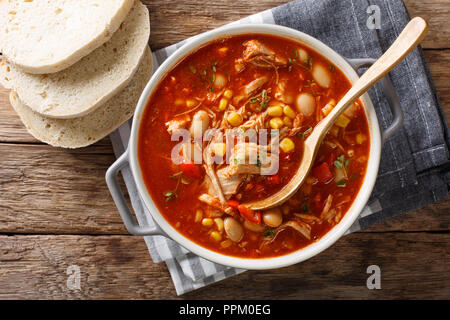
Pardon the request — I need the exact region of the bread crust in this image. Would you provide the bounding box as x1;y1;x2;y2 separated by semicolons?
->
9;48;153;148
0;1;150;119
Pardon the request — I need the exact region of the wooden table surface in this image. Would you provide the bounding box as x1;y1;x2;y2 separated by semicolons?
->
0;0;449;299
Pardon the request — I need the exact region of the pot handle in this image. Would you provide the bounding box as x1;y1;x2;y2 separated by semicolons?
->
346;58;404;144
106;150;164;236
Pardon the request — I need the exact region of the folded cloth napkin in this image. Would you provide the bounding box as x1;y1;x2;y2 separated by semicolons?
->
109;0;450;295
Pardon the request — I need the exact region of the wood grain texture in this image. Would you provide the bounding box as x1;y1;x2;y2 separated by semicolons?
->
0;142;448;235
0;0;448;300
141;0;450;51
0;144;127;235
0;233;448;299
404;0;450;49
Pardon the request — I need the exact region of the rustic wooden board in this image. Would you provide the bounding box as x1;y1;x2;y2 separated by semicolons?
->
0;144;127;235
0;233;448;299
404;0;450;49
0;0;448;300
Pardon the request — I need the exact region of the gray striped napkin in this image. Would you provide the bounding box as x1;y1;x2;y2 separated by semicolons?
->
109;0;449;295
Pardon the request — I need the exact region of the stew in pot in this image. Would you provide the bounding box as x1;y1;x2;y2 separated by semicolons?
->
138;34;370;258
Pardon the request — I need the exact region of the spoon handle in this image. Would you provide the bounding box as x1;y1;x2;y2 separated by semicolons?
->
311;17;428;140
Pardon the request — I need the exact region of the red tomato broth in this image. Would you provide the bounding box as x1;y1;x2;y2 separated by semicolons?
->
138;34;370;258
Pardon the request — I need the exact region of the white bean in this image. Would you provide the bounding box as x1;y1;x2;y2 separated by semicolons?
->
189;110;209;138
214;73;227;89
312;63;331;88
244;220;266;232
296;93;316;116
297;48;309;64
224;217;244;242
262;208;283;228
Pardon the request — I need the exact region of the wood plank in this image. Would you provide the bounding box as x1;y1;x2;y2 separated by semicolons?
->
141;0;450;51
424;50;450;121
0;0;448;300
0;232;448;299
0;144;127;235
404;0;450;49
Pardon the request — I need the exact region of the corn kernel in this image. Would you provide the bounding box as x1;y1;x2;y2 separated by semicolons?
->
219;98;228;111
186;99;196;108
194;209;203;223
269;117;284;129
214;218;224;232
356;133;367;144
283;116;293;127
280;137;295;153
283;105;296;119
335;114;351;128
348;149;355;157
202;218;213;227
227;112;243;127
267;106;283;117
223;89;233;99
213;143;227;157
220;239;232;248
210;231;222;241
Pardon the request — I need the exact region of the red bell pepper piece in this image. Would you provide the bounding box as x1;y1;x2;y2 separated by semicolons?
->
237;204;262;224
267;174;280;184
180;162;203;179
314;193;323;210
226;200;240;209
312;162;333;183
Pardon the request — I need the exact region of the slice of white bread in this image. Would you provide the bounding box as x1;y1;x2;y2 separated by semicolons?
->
0;0;135;74
0;0;150;119
9;48;153;149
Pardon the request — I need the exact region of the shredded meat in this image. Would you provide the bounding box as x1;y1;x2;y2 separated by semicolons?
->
233;76;268;105
242;40;288;68
240;111;268;131
276;220;311;240
216;168;245;196
274;77;293;104
294;213;321;223
198;193;235;215
203;164;225;202
320;194;334;220
165;114;190;135
221;142;262;177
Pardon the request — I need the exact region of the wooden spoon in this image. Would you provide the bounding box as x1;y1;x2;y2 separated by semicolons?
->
246;17;428;210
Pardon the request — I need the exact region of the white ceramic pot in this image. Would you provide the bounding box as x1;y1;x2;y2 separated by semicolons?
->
106;24;403;270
